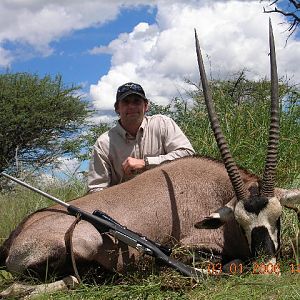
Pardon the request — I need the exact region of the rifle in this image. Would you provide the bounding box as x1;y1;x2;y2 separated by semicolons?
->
0;172;201;280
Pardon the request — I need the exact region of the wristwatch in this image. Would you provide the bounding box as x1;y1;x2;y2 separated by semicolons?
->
144;156;150;169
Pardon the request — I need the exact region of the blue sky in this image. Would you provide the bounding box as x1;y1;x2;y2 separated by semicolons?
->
1;1;299;114
0;1;299;176
5;6;157;89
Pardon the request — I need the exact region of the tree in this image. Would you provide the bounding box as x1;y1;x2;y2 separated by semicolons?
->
62;123;110;162
262;0;300;38
0;72;89;174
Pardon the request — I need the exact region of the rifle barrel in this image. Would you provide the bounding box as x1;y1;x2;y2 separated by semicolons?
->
0;172;69;208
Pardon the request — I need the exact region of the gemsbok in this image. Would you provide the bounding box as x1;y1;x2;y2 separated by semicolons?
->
0;20;299;298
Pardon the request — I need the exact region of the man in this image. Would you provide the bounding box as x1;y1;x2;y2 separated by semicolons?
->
88;82;195;193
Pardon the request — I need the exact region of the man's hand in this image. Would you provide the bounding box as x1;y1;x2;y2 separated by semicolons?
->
122;157;145;175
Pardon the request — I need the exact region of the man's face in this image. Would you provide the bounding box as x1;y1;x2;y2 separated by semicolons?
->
116;94;148;124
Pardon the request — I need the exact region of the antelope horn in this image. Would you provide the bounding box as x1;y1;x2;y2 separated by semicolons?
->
261;19;280;198
194;29;247;202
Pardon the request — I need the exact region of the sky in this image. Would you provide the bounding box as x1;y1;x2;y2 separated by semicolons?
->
0;0;299;176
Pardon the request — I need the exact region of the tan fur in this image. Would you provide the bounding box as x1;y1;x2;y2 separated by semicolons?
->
1;156;253;276
2;156;299;278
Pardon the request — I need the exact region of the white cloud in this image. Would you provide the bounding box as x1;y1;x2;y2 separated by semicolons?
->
36;156;84;185
0;0;299;111
53;156;82;178
87;114;117;124
0;0;155;66
89;0;300;110
0;47;12;66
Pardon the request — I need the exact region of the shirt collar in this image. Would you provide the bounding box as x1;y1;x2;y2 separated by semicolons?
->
115;117;147;140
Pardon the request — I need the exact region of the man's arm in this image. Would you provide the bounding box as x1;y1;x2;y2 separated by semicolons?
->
122;157;146;175
146;116;195;167
121;116;195;172
87;144;111;193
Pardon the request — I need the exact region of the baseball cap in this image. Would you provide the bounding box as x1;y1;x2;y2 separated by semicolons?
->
116;82;147;102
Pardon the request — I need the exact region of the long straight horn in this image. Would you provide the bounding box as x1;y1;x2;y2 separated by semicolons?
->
194;29;247;202
261;19;280;197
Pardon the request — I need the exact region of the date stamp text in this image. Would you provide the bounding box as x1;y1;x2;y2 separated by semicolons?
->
206;262;300;275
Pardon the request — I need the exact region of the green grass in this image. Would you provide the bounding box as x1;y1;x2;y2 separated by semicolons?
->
167;80;300;187
0;177;86;244
1;268;299;299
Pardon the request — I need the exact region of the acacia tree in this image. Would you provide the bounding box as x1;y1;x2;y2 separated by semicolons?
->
262;0;300;38
0;72;89;175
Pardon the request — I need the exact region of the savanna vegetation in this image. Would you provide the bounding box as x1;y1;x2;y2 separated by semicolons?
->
0;72;299;299
0;72;90;175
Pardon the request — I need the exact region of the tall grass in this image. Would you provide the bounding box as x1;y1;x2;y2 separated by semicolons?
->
0;177;86;244
12;274;299;299
164;78;300;187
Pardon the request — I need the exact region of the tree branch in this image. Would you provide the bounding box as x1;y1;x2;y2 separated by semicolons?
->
262;0;300;39
290;0;300;9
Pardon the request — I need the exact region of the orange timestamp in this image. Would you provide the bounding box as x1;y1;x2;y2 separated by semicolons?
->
206;262;282;275
290;263;300;274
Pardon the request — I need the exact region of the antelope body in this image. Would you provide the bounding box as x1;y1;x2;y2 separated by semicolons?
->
1;157;255;277
1;20;300;298
1;155;299;280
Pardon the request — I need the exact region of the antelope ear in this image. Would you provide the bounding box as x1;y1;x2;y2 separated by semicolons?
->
278;189;300;205
194;206;234;229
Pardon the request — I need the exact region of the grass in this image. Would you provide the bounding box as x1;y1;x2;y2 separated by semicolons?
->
0;175;86;236
1;267;299;299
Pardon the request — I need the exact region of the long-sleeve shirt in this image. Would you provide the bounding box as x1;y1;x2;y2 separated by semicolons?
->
87;114;195;192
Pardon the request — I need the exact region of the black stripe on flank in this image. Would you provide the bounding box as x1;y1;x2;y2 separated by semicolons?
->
244;196;269;215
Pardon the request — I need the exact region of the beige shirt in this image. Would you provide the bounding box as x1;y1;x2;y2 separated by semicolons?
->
88;114;195;192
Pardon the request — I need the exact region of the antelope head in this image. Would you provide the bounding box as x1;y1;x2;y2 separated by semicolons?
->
194;19;300;263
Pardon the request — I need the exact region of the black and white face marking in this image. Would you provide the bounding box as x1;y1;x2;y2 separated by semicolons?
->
194;198;236;229
234;196;282;258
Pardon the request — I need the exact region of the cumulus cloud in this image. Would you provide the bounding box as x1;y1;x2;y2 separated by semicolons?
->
0;0;299;111
90;1;300;110
0;47;12;66
87;113;117;125
0;0;155;66
36;156;85;185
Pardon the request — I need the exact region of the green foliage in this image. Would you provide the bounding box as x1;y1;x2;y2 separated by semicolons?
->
150;73;299;187
0;177;86;242
62;123;111;161
148;101;172;116
0;72;89;173
2;273;298;299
